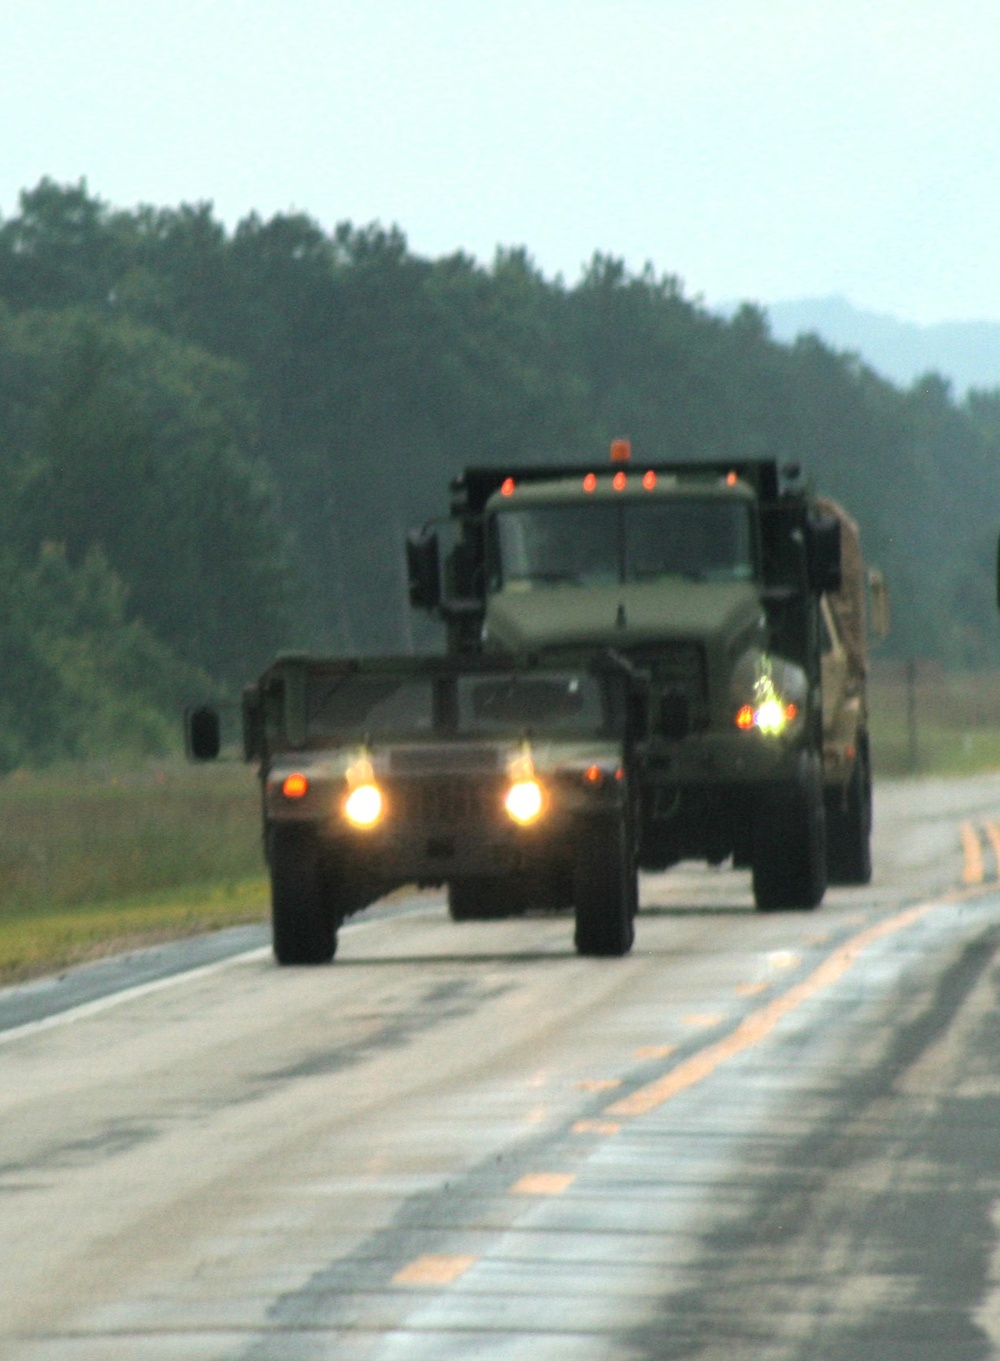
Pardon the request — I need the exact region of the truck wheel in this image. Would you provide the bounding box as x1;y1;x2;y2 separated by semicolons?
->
448;876;522;920
573;813;636;957
825;734;873;885
752;757;827;911
268;825;339;964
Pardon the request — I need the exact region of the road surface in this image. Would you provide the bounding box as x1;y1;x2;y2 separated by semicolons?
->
3;775;1000;1359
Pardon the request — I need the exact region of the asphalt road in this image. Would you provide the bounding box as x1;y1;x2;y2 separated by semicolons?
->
4;775;1000;1359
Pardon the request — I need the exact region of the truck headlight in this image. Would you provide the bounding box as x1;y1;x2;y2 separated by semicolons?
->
344;782;384;828
505;779;544;824
735;700;798;735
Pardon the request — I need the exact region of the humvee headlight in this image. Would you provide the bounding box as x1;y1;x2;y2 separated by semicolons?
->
344;782;384;828
505;779;544;825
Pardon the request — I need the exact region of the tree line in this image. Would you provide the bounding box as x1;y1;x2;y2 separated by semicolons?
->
0;177;997;768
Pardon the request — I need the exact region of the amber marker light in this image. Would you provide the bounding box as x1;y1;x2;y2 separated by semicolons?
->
612;470;627;491
344;782;384;828
735;705;755;731
500;477;516;496
282;772;309;799
505;779;544;825
642;470;657;490
726;471;739;486
584;764;603;784
583;472;597;492
610;438;632;463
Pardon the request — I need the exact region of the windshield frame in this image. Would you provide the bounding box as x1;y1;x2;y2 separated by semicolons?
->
486;493;760;592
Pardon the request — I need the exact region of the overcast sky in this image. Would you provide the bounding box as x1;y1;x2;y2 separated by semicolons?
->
3;0;998;324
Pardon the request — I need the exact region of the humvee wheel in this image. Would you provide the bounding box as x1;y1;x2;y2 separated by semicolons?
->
268;825;339;964
448;876;522;920
825;734;873;885
752;756;827;911
573;812;636;957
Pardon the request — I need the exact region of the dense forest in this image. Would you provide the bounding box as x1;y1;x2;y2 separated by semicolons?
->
1;178;998;768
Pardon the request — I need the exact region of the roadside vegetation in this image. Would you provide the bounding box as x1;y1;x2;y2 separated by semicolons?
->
2;178;1000;981
0;761;266;983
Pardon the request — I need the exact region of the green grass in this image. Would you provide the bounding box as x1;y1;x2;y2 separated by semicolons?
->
0;759;268;983
3;668;1000;985
868;665;1000;777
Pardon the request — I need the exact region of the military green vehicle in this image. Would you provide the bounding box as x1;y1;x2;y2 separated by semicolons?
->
407;450;884;917
187;653;647;962
188;448;883;964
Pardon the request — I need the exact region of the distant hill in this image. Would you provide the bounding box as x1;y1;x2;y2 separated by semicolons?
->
757;296;1000;395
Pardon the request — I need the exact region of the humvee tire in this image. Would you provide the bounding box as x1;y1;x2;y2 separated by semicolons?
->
573;812;636;956
268;824;339;964
825;733;873;886
752;757;827;911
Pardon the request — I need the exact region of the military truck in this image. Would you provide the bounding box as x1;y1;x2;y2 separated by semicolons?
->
188;652;648;961
406;447;885;915
188;446;883;964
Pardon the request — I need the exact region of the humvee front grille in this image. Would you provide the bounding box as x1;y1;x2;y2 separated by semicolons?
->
393;778;496;825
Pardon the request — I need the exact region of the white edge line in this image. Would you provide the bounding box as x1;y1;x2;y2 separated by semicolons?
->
0;901;444;1047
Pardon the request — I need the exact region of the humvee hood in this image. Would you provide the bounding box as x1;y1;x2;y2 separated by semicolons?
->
484;580;763;654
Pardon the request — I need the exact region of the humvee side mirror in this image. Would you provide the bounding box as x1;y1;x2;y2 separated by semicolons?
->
806;513;842;594
186;705;221;761
406;527;441;610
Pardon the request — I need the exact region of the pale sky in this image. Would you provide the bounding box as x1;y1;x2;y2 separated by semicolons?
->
2;0;999;323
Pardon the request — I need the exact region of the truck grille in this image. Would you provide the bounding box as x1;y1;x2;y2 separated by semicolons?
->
627;644;708;702
393;778;495;825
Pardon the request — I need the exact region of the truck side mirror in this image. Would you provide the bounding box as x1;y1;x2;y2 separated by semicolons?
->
186;705;221;761
806;513;842;594
406;527;441;610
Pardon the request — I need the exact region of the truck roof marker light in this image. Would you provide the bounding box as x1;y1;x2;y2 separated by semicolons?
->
344;782;384;828
282;772;309;799
735;705;755;731
584;764;603;784
642;470;657;490
505;779;544;824
610;438;632;463
500;477;516;496
726;471;738;486
613;470;627;491
583;472;597;492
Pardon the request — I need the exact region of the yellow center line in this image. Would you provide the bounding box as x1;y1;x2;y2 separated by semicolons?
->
509;1173;576;1196
983;822;1000;881
606;901;936;1119
394;1254;477;1286
633;1043;678;1059
961;821;985;885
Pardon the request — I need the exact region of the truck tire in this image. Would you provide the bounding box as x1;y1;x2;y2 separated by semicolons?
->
573;812;636;957
752;756;827;911
447;876;522;920
825;734;873;885
268;824;339;964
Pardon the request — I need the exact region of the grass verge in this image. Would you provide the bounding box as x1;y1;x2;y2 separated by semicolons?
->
0;878;268;985
0;759;268;985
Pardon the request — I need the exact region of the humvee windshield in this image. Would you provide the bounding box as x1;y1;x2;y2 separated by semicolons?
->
304;669;622;742
489;497;755;589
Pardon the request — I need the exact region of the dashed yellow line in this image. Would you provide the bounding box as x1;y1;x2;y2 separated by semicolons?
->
983;822;1000;879
394;1254;477;1286
509;1172;576;1196
961;821;985;884
605;902;934;1119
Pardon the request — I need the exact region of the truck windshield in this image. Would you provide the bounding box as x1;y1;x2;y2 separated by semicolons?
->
305;670;622;742
490;498;755;588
